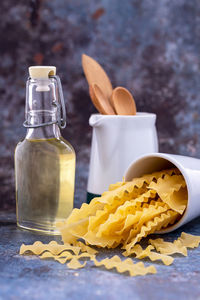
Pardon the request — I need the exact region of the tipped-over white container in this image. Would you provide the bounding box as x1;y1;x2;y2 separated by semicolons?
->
87;113;158;203
125;153;200;233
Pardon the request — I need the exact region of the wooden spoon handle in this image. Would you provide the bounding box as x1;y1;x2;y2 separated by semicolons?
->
89;85;105;114
93;84;116;115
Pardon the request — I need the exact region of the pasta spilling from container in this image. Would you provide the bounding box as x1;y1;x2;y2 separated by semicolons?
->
20;168;200;276
57;168;187;252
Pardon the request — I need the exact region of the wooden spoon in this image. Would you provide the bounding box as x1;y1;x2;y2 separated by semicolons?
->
89;85;105;114
82;54;113;103
111;87;137;115
93;84;116;115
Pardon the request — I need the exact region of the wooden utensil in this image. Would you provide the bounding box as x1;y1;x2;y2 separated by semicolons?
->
89;85;105;114
82;54;113;103
93;84;116;115
111;87;137;115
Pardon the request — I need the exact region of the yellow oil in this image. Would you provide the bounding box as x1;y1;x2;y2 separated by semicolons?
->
15;137;76;234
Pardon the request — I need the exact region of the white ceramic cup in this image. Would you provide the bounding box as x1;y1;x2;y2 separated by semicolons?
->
125;153;200;233
87;113;158;202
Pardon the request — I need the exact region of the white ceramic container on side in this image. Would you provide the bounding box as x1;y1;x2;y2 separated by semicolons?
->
125;153;200;233
87;113;158;200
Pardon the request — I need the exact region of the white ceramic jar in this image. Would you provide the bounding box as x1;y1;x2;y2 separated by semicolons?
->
125;153;200;233
87;113;158;202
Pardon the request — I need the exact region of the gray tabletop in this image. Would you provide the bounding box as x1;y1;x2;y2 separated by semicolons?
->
1;211;200;300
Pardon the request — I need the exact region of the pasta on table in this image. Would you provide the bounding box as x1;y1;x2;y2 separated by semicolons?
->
20;169;200;276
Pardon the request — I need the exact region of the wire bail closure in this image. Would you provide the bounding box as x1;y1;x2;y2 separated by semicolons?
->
23;75;66;129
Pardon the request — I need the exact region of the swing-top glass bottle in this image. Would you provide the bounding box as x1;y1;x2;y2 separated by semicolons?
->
15;66;76;234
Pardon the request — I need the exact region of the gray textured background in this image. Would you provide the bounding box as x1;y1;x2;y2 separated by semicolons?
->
0;0;200;210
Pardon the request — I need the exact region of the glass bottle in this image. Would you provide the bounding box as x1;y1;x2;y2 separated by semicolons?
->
15;66;76;234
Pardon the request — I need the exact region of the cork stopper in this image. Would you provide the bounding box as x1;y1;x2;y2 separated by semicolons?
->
29;66;56;79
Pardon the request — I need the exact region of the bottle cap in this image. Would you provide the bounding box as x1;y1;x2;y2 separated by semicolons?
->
29;66;56;79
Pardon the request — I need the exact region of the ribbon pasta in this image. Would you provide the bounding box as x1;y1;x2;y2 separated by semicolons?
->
20;168;200;277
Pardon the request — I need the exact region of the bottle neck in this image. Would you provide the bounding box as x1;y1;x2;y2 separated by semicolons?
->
24;76;66;140
26;124;61;140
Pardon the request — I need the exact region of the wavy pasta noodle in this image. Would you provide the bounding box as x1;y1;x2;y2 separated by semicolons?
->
134;168;180;186
128;244;174;265
123;210;179;255
149;238;187;256
92;255;157;276
58;253;95;264
67;258;87;269
178;232;200;248
40;251;74;262
149;232;200;256
149;175;187;214
123;206;175;247
73;241;98;255
96;190;157;237
20;241;81;256
108;181;126;191
40;251;95;264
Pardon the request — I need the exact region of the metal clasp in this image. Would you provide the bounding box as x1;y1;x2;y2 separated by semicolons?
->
50;75;66;129
23;75;66;129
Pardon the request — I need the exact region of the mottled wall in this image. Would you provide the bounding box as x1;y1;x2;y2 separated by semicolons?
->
0;0;200;210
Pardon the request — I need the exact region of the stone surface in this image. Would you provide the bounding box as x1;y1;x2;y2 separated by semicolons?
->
0;0;200;210
1;212;200;300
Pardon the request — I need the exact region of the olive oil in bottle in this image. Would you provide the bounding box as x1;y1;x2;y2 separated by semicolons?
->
15;66;76;234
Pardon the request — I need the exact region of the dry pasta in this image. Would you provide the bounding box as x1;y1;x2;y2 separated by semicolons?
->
149;238;187;256
20;168;194;277
67;258;87;269
92;255;157;276
129;244;174;265
178;232;200;248
20;241;81;256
